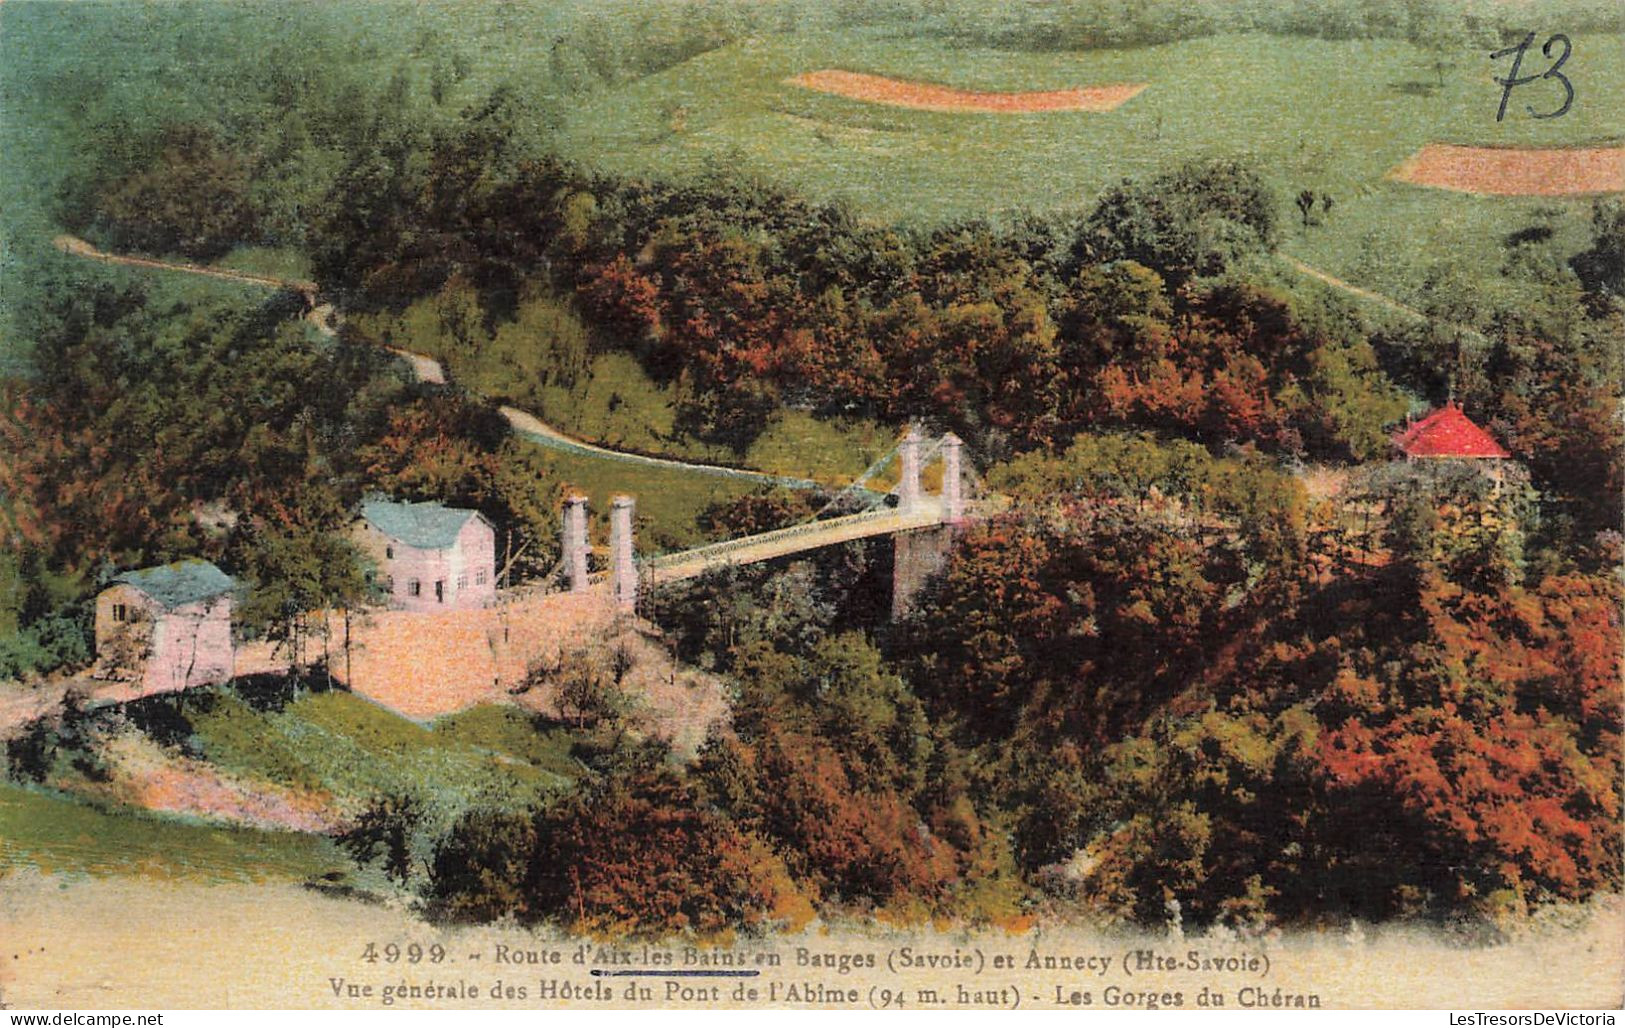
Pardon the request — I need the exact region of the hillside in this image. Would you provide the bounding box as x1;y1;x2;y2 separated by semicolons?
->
555;29;1625;305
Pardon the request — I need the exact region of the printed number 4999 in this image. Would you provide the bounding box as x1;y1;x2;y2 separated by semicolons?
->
361;941;447;964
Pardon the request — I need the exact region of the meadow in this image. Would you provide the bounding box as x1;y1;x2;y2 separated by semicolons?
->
555;28;1624;307
0;781;341;883
184;690;579;821
1;689;591;885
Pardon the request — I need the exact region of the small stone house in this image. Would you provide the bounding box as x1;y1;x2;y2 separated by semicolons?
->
94;559;237;693
1392;402;1511;462
355;497;497;612
1392;402;1513;487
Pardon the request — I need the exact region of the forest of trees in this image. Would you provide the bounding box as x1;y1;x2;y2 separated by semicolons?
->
293;105;1412;464
890;439;1619;927
3;0;1621;940
0;278;564;677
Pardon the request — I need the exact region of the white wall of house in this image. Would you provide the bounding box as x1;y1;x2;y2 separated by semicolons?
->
93;585;234;694
355;516;496;612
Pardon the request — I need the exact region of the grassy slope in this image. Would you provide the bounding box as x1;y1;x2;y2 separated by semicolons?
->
431;705;584;779
352;294;901;547
184;690;574;826
0;781;341;882
2;691;593;882
555;29;1625;304
352;294;901;481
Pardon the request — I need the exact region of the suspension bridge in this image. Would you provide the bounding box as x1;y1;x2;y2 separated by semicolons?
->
533;426;982;616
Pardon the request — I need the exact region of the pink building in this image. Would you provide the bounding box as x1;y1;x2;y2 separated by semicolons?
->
94;559;237;694
355;498;497;612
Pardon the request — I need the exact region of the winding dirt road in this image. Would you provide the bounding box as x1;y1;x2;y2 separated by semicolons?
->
53;234;317;295
1279;254;1432;323
1277;253;1491;348
52;235;817;487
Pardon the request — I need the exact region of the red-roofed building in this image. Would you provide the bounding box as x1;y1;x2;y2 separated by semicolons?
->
1392;403;1511;460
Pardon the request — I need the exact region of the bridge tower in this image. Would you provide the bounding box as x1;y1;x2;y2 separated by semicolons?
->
892;430;964;618
610;495;637;611
941;432;964;523
562;494;590;592
898;425;923;511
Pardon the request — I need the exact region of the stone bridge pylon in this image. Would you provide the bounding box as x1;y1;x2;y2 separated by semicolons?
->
897;425;965;522
892;426;966;617
560;493;639;610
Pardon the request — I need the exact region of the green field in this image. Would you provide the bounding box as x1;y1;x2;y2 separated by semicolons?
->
0;781;342;882
556;29;1624;306
0;691;596;883
184;690;577;826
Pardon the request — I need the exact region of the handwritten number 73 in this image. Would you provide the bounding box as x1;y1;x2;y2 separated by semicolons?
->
1491;31;1573;121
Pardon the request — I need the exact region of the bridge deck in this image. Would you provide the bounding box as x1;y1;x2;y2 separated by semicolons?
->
642;500;947;584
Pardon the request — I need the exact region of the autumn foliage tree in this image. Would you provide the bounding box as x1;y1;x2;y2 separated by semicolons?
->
423;749;810;938
893;430;1620;929
994;552;1622;929
895;437;1308;748
529;762;810;939
310;119;1418;464
696;488;824;541
1307;569;1622;921
697;631;1018;921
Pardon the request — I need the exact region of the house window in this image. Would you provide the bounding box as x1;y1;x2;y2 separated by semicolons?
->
435;580;445;603
408;579;421;597
384;575;394;594
385;545;394;560
457;574;468;592
112;603;128;622
475;569;488;586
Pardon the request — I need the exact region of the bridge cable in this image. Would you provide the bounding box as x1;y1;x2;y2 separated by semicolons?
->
796;438;905;525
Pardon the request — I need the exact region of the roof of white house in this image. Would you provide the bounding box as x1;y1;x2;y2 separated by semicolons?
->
112;559;236;610
360;497;485;551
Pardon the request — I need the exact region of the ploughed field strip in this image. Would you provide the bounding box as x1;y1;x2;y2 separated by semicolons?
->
1387;144;1625;196
787;69;1146;113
